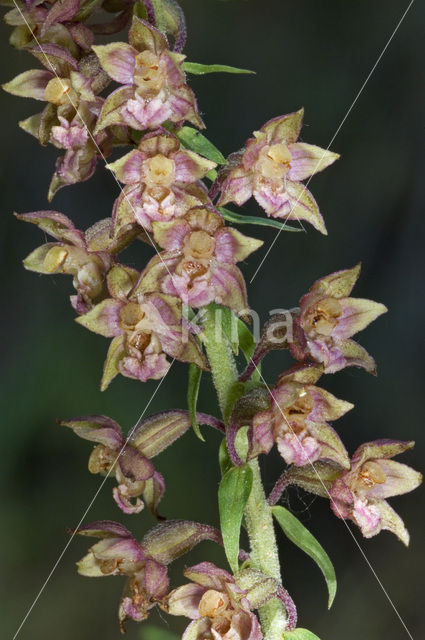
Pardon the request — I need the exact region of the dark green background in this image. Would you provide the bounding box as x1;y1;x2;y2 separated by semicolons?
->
1;1;424;638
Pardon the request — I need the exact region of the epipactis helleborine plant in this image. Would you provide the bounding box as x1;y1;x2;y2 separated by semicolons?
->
4;1;421;639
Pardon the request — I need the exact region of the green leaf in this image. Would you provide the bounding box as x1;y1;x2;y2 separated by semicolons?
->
284;629;322;640
219;207;302;232
218;465;253;573
182;62;255;75
272;506;336;608
219;439;232;476
176;126;226;164
140;625;180;640
187;364;204;441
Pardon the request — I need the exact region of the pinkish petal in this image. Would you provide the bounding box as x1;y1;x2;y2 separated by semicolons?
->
92;43;137;84
113;487;144;514
307;422;350;469
174;150;216;182
184;562;233;590
76;298;123;337
122;92;173;129
284;181;327;234
218;228;263;263
2;69;52;100
277;433;321;466
332;297;387;340
16;210;85;246
163;271;213;308
352;498;382;538
51;120;88;150
119;353;170;382
60;414;123;449
217;167;253;207
308;386;354;422
94;85;136;133
167;583;206;618
143;558;170;598
77;520;133;539
152;219;189;251
118;445;155;482
253;180;290;217
287;142;339;181
210;263;248;313
365;460;422;499
107;149;144;184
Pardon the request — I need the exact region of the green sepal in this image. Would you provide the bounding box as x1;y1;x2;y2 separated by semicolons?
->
176;126;226;165
187;363;204;441
218;465;253;573
219;207;302;232
182;62;255;75
272;505;336;608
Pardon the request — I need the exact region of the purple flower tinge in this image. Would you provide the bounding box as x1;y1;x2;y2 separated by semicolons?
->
167;563;263;640
4;0;93;53
17;210;118;314
137;206;263;312
108;129;215;233
329;440;422;544
61;415;165;514
215;109;339;234
253;364;352;468
2;44;116;198
93;16;203;132
76;264;208;389
76;521;170;630
290;264;387;373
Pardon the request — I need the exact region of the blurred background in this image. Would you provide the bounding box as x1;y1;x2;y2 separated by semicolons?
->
1;0;424;638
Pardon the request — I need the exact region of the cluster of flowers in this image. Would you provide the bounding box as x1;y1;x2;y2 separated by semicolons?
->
4;2;421;636
226;264;421;545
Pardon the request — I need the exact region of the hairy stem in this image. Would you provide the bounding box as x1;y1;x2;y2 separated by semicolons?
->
245;460;288;639
203;305;287;640
202;305;241;422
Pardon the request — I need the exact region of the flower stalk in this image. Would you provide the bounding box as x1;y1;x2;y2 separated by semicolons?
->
203;306;287;639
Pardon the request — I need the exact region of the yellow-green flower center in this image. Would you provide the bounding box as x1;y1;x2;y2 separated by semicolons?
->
142;154;176;187
134;50;164;96
257;143;292;181
198;589;230;618
306;297;342;337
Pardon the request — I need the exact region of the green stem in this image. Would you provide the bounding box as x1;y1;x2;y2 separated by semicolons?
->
203;305;287;640
245;460;288;640
202;305;242;422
